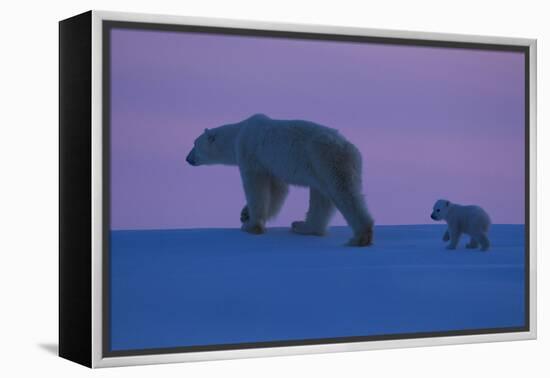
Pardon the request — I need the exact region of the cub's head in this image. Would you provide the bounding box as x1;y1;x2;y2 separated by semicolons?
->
431;199;451;221
186;128;220;166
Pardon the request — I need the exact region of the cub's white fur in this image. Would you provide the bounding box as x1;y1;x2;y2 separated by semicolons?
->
186;114;374;246
430;199;491;251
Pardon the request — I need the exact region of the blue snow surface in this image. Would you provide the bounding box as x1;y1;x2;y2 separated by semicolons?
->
109;224;525;351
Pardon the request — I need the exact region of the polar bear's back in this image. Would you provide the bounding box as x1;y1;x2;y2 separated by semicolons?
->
237;115;362;188
453;205;491;234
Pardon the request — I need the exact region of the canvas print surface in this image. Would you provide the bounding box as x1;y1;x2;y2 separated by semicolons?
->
106;25;527;353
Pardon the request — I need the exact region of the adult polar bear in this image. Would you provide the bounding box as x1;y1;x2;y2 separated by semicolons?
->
186;114;374;246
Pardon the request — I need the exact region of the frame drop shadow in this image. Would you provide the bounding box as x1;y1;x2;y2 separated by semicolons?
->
37;343;58;356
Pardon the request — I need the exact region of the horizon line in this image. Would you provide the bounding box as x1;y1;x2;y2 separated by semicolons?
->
111;223;525;233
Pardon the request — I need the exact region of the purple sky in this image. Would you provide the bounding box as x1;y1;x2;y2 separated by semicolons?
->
110;28;525;230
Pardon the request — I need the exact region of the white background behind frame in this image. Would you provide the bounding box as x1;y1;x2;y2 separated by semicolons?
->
0;0;546;377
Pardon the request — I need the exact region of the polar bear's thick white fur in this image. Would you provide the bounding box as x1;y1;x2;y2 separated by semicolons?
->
430;199;491;251
186;114;374;246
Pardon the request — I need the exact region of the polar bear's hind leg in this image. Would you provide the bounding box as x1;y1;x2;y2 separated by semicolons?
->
310;140;374;246
291;188;335;236
476;232;490;251
466;237;479;249
329;191;374;246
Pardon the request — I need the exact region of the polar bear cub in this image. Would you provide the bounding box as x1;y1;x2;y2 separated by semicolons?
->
430;199;491;251
185;114;374;246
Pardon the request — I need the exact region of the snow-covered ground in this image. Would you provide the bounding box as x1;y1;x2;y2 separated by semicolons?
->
109;224;525;351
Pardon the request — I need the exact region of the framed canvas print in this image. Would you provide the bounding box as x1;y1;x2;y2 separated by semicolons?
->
59;10;537;368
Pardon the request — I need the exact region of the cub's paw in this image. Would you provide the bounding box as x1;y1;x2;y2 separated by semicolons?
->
241;222;265;235
446;245;457;250
291;221;325;236
240;206;249;223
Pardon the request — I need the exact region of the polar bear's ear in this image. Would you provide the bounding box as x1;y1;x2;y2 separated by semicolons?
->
204;128;215;143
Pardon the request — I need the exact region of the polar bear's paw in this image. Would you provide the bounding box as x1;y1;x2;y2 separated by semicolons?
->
241;221;265;235
347;229;373;247
291;221;325;236
346;237;372;247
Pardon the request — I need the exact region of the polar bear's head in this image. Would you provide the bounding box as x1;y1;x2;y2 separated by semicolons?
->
186;128;217;166
431;199;451;221
186;127;238;166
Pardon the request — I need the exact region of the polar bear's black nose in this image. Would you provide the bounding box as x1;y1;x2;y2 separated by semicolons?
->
186;150;197;166
430;214;436;220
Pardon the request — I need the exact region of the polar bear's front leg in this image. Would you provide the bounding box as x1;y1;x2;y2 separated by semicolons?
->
267;179;288;219
442;229;450;241
239;169;270;234
240;206;249;223
240;179;288;227
446;227;461;250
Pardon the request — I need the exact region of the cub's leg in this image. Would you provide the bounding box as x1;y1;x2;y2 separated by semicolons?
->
239;169;270;234
466;236;479;249
291;188;335;236
475;232;490;251
446;227;461;250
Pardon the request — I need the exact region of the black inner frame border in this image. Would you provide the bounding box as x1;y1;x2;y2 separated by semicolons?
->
102;20;531;358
